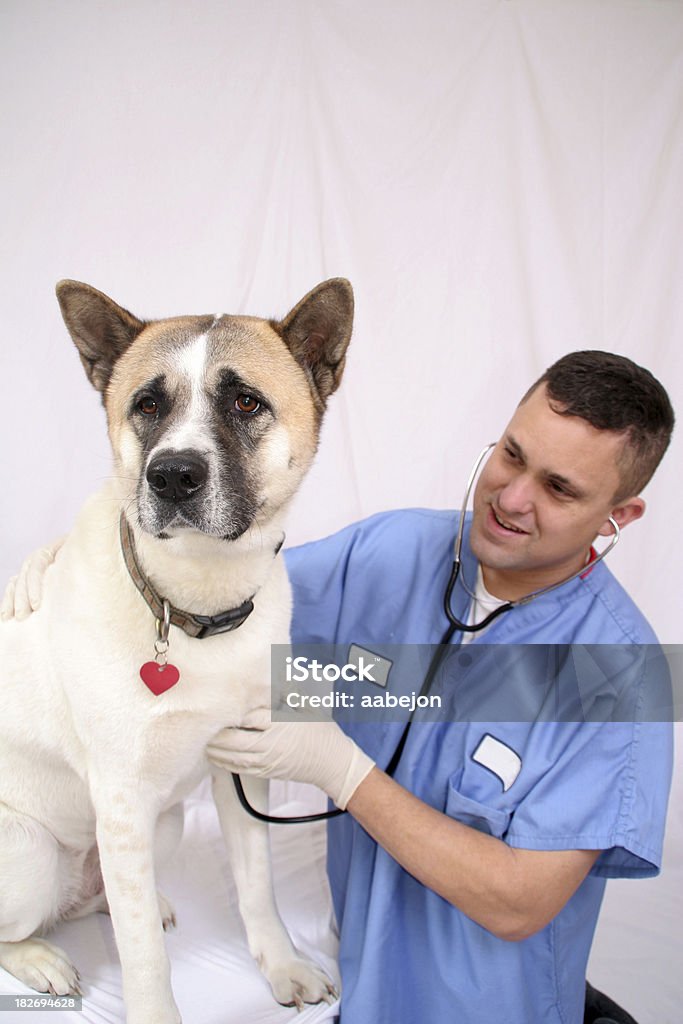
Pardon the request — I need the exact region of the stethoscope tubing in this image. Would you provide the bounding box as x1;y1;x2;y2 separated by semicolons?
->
231;771;343;823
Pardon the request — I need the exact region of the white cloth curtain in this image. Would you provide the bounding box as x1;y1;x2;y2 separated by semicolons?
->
1;1;681;1020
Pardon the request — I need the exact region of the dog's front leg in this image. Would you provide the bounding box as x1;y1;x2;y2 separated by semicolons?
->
211;768;336;1010
90;777;181;1024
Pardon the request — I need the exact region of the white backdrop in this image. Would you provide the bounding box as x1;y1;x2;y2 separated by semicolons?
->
1;1;682;1021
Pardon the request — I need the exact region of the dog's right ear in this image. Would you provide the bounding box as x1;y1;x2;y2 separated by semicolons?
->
56;280;146;396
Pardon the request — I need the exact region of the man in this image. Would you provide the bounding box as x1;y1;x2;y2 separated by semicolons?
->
207;351;675;1024
3;351;675;1024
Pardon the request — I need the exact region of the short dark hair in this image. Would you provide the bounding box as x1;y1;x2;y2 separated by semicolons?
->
522;351;674;499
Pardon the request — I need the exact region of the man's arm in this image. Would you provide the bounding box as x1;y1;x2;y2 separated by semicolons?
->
207;717;600;942
347;765;599;941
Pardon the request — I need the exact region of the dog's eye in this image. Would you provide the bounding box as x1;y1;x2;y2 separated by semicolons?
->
138;396;158;416
235;394;261;415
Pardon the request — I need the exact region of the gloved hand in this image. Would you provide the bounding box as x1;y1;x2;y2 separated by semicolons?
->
0;537;64;621
207;710;375;810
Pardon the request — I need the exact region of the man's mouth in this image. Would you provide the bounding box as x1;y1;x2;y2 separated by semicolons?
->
491;507;528;535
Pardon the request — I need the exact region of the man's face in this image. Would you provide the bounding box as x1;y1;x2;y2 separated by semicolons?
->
469;384;643;599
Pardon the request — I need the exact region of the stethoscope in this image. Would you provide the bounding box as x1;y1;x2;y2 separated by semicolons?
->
232;442;621;823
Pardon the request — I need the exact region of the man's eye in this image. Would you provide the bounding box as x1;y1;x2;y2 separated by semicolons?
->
235;394;261;415
548;481;569;497
137;396;158;416
504;446;519;461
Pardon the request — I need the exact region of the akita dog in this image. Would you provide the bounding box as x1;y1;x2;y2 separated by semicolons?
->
0;277;353;1022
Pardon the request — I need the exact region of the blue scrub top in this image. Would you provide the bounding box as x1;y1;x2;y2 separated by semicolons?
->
284;510;673;1024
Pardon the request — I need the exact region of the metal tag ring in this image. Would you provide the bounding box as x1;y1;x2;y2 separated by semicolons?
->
155;599;171;644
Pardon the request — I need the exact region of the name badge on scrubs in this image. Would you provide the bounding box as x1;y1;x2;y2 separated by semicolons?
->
472;734;522;792
348;644;393;688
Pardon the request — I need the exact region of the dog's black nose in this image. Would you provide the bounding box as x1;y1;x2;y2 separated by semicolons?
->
146;451;209;502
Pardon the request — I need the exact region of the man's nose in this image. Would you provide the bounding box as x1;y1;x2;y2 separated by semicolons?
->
497;473;535;515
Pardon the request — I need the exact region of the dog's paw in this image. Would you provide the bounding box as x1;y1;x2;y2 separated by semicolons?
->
158;891;177;931
266;956;338;1011
0;938;82;997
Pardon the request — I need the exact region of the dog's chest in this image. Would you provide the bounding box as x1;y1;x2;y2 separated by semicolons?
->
58;612;274;794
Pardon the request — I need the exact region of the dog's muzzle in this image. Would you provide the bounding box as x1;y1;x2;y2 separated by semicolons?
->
140;446;252;539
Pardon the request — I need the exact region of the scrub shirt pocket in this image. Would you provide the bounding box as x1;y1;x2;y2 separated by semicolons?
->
445;782;511;839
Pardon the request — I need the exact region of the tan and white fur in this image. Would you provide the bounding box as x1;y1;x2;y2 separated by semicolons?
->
0;278;354;1023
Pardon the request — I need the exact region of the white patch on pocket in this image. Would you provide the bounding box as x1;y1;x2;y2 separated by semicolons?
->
472;734;522;792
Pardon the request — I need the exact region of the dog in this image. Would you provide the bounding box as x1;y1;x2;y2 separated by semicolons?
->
0;277;354;1023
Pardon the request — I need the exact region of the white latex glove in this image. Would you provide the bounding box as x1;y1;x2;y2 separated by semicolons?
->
207;709;375;810
0;536;65;621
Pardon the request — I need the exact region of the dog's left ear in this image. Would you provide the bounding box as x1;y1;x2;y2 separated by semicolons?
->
56;280;146;397
274;279;354;408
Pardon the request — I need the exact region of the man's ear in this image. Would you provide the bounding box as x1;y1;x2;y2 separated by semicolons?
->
597;496;646;536
56;280;146;396
274;278;354;410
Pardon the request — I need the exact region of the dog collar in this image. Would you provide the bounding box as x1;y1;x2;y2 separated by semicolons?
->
119;513;255;639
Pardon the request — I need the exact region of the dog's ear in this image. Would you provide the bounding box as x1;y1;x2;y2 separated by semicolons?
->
274;278;354;408
56;280;146;396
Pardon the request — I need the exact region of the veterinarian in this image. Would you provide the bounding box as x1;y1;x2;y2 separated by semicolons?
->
207;351;675;1024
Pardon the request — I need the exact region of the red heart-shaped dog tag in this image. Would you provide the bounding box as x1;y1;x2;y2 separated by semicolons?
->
140;661;181;695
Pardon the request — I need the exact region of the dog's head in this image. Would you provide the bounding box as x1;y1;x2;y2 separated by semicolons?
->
56;279;353;540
